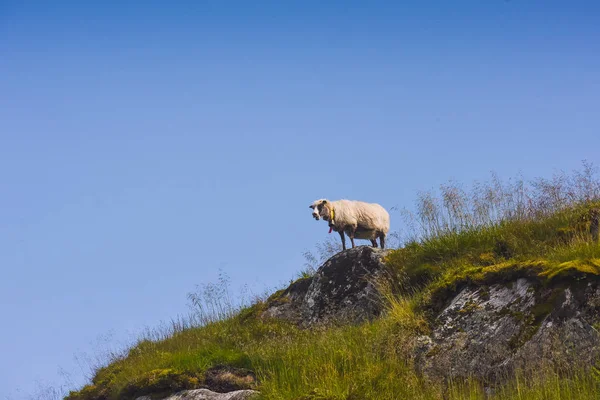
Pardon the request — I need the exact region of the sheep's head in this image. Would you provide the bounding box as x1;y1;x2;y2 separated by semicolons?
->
309;199;332;222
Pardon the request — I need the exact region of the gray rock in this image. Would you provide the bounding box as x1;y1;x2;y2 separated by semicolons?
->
416;277;600;382
262;246;396;327
135;388;259;400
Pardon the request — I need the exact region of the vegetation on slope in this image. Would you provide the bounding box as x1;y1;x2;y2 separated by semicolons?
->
385;199;600;317
66;162;600;400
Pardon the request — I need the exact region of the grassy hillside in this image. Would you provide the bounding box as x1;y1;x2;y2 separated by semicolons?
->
66;163;600;400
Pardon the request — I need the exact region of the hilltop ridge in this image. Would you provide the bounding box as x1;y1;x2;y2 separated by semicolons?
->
65;166;600;400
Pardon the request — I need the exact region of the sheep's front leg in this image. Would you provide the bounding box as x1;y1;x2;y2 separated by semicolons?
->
370;239;378;248
338;231;346;250
349;227;356;248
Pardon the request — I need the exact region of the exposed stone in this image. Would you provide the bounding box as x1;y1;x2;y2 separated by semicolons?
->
135;388;259;400
415;277;600;383
260;274;313;323
261;246;396;327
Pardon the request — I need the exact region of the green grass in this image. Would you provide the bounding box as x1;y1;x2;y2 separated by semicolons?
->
65;276;600;400
384;201;600;314
66;292;435;400
65;165;600;400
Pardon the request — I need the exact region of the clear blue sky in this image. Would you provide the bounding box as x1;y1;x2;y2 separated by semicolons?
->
1;0;599;398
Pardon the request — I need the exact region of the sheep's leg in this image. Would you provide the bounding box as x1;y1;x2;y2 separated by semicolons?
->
379;233;386;249
338;231;346;250
370;239;378;248
349;227;356;248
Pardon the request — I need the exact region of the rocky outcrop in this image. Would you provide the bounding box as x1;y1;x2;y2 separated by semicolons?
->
135;389;258;400
415;277;600;383
261;246;396;326
262;246;600;383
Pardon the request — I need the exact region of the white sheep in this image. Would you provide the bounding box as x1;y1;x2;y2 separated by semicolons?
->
309;198;390;250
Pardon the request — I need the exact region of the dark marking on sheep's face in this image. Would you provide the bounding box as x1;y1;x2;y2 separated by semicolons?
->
319;203;332;222
309;199;329;221
309;204;320;220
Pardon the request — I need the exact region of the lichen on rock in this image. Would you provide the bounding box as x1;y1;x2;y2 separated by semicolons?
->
415;276;600;383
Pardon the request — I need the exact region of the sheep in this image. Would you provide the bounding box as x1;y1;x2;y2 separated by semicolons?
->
309;198;390;250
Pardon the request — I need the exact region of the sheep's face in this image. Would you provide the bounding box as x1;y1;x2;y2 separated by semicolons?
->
309;199;331;222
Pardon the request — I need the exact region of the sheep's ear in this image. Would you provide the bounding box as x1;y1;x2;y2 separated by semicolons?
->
309;204;315;209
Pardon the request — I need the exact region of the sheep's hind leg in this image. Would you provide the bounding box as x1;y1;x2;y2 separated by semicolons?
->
370;239;378;248
349;227;356;248
378;232;386;249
